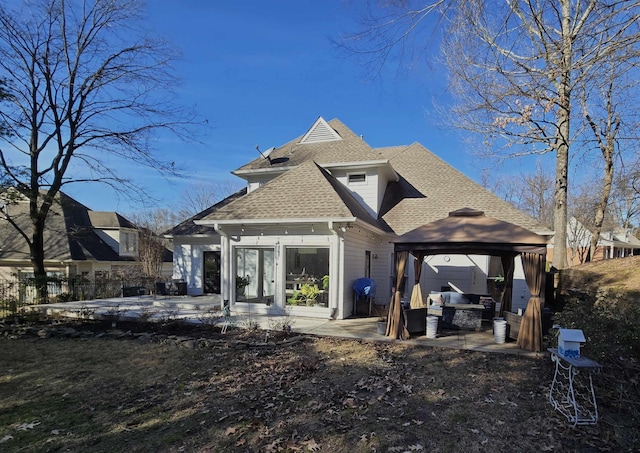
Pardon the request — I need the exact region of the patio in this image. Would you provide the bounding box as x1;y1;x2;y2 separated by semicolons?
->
30;295;537;356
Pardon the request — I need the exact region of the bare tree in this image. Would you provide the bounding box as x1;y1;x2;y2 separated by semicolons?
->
341;1;640;269
517;162;555;230
176;180;244;221
127;209;176;281
0;0;197;300
577;20;640;261
566;216;591;265
610;164;640;231
135;227;168;281
485;161;554;229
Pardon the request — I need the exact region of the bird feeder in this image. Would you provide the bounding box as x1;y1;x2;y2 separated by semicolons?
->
558;328;586;359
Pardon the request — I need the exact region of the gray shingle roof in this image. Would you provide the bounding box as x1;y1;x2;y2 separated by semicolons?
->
88;211;136;229
379;143;548;235
234;118;390;173
172;118;549;238
201;161;385;230
165;188;247;236
0;191;168;263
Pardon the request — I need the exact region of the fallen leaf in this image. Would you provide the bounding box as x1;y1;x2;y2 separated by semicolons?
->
16;421;41;431
0;435;13;443
225;426;237;436
303;438;320;451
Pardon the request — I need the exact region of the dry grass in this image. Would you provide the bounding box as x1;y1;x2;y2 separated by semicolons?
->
0;322;620;452
566;255;640;297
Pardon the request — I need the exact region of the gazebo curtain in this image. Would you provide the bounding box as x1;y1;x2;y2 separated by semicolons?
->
410;252;427;308
517;252;546;352
387;251;410;339
499;254;516;317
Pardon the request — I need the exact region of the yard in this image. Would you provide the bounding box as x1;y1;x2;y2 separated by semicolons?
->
0;319;620;452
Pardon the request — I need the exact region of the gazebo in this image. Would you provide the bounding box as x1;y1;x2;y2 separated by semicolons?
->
386;208;548;352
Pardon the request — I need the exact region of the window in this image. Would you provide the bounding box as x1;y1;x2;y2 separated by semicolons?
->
235;247;274;303
348;173;366;184
285;247;329;307
365;251;371;278
121;231;138;255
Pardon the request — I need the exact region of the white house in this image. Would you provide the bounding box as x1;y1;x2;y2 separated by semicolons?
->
167;117;551;319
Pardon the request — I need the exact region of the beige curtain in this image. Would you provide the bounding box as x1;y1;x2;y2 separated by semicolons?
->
499;254;516;317
387;251;410;339
410;252;427;308
517;252;545;352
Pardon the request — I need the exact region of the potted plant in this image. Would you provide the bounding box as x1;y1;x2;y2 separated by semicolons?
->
236;275;249;296
300;283;320;306
321;274;330;290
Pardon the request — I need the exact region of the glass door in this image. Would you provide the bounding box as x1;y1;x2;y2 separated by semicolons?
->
203;251;221;294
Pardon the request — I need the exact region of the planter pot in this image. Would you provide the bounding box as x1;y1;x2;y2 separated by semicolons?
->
376;321;387;335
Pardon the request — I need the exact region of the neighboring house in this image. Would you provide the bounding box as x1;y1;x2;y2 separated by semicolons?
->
559;216;640;265
167;117;551;319
0;190;172;283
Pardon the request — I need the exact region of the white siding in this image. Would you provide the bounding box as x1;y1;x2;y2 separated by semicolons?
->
342;229;392;317
173;236;221;295
333;168;380;217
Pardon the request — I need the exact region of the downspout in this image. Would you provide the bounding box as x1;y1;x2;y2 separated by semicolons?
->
328;221;344;319
214;223;229;310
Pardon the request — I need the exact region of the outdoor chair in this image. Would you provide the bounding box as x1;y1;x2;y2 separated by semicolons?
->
155;281;171;298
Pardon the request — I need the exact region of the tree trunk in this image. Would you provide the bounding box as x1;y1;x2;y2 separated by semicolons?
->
553;143;569;269
552;0;572;270
30;210;48;303
589;137;616;261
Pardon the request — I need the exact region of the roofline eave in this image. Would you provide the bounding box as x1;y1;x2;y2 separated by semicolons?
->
232;166;297;177
195;217;358;227
194;217;388;236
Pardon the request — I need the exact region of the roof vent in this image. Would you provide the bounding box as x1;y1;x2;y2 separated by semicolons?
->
449;208;485;217
299;117;342;144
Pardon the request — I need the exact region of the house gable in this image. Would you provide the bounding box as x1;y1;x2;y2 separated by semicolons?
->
299;116;343;144
230;117;399;216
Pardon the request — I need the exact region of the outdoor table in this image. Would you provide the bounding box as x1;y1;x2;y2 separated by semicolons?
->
548;348;602;426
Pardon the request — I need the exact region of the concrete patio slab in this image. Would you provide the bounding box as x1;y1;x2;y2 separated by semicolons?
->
30;296;539;357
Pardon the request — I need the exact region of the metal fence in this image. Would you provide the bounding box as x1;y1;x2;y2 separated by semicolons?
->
0;276;157;316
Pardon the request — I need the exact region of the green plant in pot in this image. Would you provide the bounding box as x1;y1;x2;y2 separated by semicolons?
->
321;274;329;290
300;283;320;306
287;290;302;305
236;275;249;296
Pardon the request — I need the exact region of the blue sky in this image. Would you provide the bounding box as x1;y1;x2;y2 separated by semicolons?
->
65;1;541;215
